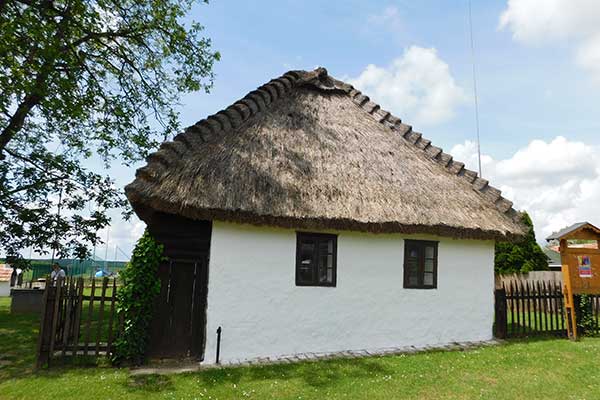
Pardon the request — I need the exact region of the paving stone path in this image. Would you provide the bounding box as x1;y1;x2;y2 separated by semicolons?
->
131;339;504;376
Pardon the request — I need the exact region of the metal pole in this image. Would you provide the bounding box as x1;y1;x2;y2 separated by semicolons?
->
50;186;63;264
104;228;109;270
216;326;222;364
468;0;482;177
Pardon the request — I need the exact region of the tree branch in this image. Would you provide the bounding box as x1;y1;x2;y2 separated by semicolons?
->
4;175;69;195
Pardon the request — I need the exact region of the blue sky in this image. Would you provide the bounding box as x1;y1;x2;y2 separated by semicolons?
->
71;0;600;259
177;0;599;155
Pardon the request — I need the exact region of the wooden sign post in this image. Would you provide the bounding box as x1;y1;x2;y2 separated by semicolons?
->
549;222;600;340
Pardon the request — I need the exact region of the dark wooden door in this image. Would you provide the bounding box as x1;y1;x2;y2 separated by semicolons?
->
148;257;208;359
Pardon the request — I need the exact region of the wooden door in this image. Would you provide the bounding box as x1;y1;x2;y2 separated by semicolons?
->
148;257;208;359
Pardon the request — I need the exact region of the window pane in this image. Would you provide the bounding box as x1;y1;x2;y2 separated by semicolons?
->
318;240;334;284
300;242;314;264
425;246;435;259
298;241;315;283
319;265;332;283
424;259;434;273
298;265;313;283
408;274;419;286
423;272;434;286
408;248;419;258
406;258;419;286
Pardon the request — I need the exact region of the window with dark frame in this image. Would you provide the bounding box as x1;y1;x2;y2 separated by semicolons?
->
296;232;337;287
403;240;438;289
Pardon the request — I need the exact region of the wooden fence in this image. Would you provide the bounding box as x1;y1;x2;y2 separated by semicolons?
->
495;280;600;338
495;271;563;289
36;276;121;367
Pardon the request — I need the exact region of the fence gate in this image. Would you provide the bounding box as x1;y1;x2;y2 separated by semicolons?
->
36;277;120;367
148;257;208;359
494;280;600;338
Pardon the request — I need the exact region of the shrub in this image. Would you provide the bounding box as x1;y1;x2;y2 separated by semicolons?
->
112;230;164;365
578;294;599;337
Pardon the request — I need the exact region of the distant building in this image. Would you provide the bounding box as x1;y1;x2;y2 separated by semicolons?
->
545;222;600;270
543;246;562;271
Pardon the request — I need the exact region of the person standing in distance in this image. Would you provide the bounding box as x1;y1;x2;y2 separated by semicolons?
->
50;263;66;284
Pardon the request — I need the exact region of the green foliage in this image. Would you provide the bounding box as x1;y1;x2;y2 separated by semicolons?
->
0;0;219;259
495;212;549;274
4;255;31;271
578;295;599;337
112;231;164;365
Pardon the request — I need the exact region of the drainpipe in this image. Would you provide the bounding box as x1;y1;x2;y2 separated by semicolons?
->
216;326;222;364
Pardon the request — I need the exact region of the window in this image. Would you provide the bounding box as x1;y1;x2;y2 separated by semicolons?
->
403;240;438;289
296;232;337;287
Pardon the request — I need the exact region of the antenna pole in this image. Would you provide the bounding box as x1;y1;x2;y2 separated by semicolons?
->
468;0;482;177
104;228;109;270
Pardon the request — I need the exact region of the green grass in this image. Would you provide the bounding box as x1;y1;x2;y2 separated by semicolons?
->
2;296;600;400
507;311;566;334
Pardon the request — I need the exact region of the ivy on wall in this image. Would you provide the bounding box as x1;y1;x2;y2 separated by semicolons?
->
578;295;599;337
112;230;165;365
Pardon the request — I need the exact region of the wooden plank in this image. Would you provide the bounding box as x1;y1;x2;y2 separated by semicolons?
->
531;282;539;332
61;278;75;359
526;282;531;334
95;278;108;356
519;281;525;336
83;278;96;357
548;281;555;333
542;281;549;332
170;261;195;357
494;287;507;339
35;277;52;369
509;281;515;337
48;278;64;366
515;282;521;336
82;295;113;301
559;283;566;332
191;258;209;359
552;282;559;334
106;278;117;357
147;261;172;357
71;278;84;353
538;281;545;332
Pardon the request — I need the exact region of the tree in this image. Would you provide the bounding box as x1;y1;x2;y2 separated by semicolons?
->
0;0;219;259
495;212;549;274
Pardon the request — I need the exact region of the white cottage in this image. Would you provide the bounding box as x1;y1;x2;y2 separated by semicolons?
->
125;68;526;364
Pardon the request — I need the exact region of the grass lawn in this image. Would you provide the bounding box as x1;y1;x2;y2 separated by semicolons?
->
2;296;600;400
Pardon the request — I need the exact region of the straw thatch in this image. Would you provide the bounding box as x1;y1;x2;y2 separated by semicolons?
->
126;68;527;241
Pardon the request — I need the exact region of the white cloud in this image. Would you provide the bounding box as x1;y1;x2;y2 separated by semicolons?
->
367;6;403;32
95;213;145;261
450;136;600;241
576;34;600;83
349;46;467;126
499;0;600;82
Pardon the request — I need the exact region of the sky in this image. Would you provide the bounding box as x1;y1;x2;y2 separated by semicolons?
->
59;0;600;260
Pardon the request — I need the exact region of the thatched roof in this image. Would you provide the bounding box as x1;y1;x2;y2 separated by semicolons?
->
126;68;527;241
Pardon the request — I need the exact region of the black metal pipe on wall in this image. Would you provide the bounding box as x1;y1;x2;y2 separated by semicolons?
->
216;326;222;364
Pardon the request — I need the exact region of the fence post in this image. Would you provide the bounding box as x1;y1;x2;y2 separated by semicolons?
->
495;288;507;339
35;277;53;368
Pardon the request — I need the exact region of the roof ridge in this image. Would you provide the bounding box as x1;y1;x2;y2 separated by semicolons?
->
135;67;522;226
334;77;521;224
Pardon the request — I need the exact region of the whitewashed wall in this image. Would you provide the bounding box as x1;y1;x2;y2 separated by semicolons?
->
203;221;495;364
